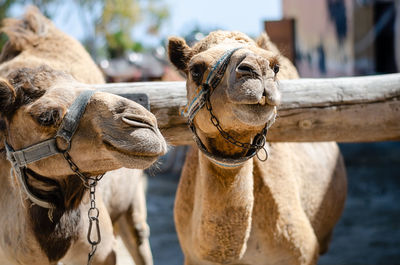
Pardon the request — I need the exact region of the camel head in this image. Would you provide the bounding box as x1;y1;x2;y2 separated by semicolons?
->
0;66;167;178
168;31;283;159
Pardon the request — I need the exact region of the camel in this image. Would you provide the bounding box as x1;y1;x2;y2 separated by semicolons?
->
0;7;167;265
168;31;347;265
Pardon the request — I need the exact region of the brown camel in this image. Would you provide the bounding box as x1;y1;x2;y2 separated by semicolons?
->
0;7;166;265
168;31;347;265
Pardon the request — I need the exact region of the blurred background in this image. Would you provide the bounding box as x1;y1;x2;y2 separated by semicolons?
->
1;0;399;264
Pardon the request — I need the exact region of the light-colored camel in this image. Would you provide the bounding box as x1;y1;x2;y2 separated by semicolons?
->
0;7;166;265
168;31;347;265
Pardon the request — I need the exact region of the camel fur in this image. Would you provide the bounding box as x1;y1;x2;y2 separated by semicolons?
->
168;31;347;265
0;7;166;265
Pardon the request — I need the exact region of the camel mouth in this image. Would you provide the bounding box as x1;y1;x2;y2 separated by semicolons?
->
232;104;276;126
121;115;155;131
234;102;275;112
230;96;279;108
99;113;167;167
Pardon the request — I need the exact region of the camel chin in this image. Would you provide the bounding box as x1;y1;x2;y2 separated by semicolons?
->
102;126;167;168
106;150;160;170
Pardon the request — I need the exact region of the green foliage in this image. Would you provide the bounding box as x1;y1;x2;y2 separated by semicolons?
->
74;0;170;58
146;0;170;35
95;0;141;57
1;0;59;19
0;0;20;52
0;0;14;20
0;33;8;53
0;0;170;58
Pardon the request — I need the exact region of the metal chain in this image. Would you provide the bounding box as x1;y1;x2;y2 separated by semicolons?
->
62;150;104;265
87;175;103;265
204;91;269;159
188;46;270;162
62;151;91;188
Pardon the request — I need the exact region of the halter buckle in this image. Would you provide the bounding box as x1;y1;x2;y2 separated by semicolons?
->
55;134;71;152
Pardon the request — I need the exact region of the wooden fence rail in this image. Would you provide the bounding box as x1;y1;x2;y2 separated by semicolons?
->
95;73;400;145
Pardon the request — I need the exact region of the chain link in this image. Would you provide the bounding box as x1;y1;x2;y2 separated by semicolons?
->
192;47;270;162
62;151;90;188
204;91;269;154
62;150;104;265
87;176;103;265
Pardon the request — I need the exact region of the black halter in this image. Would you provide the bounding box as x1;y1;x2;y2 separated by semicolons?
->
5;90;96;209
182;47;273;167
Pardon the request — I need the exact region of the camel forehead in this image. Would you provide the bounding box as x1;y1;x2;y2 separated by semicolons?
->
190;44;277;67
1;67;82;121
30;86;76;110
192;30;255;53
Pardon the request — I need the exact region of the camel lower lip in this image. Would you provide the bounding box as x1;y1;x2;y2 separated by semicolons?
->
102;140;160;158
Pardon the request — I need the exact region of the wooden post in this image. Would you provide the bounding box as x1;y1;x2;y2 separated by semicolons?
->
94;73;400;145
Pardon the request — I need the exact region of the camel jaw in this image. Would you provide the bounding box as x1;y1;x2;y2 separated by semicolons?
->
101;128;167;169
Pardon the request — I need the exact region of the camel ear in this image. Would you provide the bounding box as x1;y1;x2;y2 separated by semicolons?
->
0;78;16;114
168;37;193;73
256;32;280;54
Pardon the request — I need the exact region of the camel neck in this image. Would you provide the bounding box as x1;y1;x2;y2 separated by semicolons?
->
0;154;37;261
0;154;81;262
193;151;254;262
0;153;14;192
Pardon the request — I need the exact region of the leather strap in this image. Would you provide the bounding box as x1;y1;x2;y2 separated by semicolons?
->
5;90;96;209
192;131;259;168
56;90;95;146
7;90;95;168
9;138;58;167
5;141;55;209
182;47;271;167
181;47;242;122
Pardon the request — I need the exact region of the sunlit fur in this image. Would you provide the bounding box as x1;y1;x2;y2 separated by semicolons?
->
168;31;347;265
0;7;165;265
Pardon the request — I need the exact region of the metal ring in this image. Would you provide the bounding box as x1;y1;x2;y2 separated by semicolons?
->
88;207;99;219
87;218;101;245
55;135;71;152
256;146;269;162
254;134;266;147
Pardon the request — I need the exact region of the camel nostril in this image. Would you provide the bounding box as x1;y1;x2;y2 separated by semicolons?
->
236;63;258;77
237;65;253;73
122;115;154;129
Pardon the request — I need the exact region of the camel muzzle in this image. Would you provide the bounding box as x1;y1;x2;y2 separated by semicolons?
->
181;47;273;167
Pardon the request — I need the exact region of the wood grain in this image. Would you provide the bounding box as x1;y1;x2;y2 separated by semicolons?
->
94;73;400;145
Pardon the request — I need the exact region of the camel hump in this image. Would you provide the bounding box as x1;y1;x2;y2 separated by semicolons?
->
1;6;51;51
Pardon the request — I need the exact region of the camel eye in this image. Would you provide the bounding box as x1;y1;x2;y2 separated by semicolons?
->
190;63;206;85
273;64;280;74
36;109;62;126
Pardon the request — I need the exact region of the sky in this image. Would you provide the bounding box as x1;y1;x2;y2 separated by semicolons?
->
158;0;282;39
10;0;283;47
